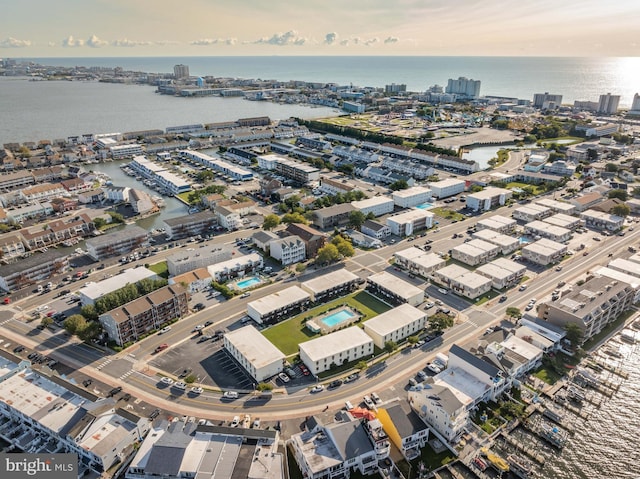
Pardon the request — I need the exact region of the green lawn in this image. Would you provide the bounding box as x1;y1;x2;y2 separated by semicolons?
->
262;291;391;356
505;182;545;195
148;261;169;279
176;191;194;204
430;207;465;221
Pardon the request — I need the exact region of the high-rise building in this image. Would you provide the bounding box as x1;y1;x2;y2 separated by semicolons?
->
597;93;620;114
385;83;407;94
173;64;189;79
445;77;481;98
631;93;640;113
533;92;563;109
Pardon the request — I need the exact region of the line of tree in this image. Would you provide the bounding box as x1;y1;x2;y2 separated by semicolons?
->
295;118;404;145
412;142;458;156
313;190;366;208
81;278;168;318
187;184;226;205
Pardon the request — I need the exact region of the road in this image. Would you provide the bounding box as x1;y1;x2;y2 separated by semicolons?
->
3;196;639;421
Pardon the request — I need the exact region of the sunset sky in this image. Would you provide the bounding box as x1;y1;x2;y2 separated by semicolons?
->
2;0;639;57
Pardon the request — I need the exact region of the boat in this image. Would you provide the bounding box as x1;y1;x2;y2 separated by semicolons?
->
540;423;567;448
472;457;487;471
507;454;533;479
567;385;586;404
543;403;564;423
632;320;640;330
481;447;509;472
620;329;638;344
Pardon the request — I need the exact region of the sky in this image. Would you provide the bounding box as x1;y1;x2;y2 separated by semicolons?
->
2;0;640;57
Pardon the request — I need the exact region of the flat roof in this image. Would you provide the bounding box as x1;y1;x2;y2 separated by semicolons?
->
580;209;623;222
525;220;571;237
437;264;492;289
542;213;580;228
395;248;445;270
79;267;157;301
392;186;432;198
301;269;359;295
514;204;550;215
0;249;68;277
428;178;465;188
85;225;148;249
522;238;567;255
467;186;511;200
351;196;394;209
471;229;519;246
367;271;424;299
477;215;516;228
536;198;576;212
300;326;372;363
387;208;434;223
364;304;425;337
607;258;640;277
225;326;285;368
247;286;310;316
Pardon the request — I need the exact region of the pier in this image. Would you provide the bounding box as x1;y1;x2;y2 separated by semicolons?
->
497;432;546;465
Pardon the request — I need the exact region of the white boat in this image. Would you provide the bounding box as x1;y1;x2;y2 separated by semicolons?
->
621;329;638;344
507;454;533;479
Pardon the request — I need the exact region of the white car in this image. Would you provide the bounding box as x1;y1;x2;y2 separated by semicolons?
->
417;370;428;380
230;416;240;427
158;326;172;334
160;377;174;385
278;372;290;383
190;387;203;395
310;385;325;393
424;301;435;309
36;305;50;312
192;325;204;332
252;418;261;428
519;284;527;291
427;363;442;374
243;414;251;429
438;288;448;295
363;395;375;409
173;381;187;390
222;391;239;399
371;392;382;405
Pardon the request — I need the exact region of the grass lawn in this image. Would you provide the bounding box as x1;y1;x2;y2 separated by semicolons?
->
505;182;545;195
430;207;465;221
263;291;391;356
176;191;194;204
396;443;456;478
148;261;169;279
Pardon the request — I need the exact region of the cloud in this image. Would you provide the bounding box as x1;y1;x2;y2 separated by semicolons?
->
255;30;307;46
62;35;84;47
364;37;379;46
340;39;350;46
190;38;237;46
112;38;154;47
0;37;31;48
48;41;56;47
384;36;399;44
87;35;108;48
324;32;338;45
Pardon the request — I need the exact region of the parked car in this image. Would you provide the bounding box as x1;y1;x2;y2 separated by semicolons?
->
363;395;375;409
222;391;239;399
344;373;360;383
310;385;325;393
328;379;343;389
107;387;123;397
278;372;290;383
173;382;187;390
158;326;171;334
371;392;382;405
230;416;240;427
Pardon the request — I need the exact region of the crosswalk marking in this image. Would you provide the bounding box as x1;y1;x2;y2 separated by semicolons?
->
119;370;134;380
96;358;113;370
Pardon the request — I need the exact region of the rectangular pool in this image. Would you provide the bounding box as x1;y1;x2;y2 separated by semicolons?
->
320;309;356;328
236;276;261;289
415;202;434;210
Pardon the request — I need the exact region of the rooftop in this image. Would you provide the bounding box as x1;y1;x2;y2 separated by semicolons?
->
0;249;68;277
79;267;157;302
301;269;359;295
364;304;425;337
247;286;310;316
467;186;511;200
525;220;571;237
367;271;424;299
387;208;434;223
428;178;466;188
224;326;285;369
392;185;432;198
300;326;372;363
522;237;567;255
85;225;148;249
477;215;516;228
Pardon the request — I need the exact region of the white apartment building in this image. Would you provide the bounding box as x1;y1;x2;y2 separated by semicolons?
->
476;215;517;234
224;325;285;382
300;268;360;302
110;143;143;159
386;209;434;236
542;213;581;230
450;239;500;266
580;209;624;232
476;257;527;290
247;286;311;324
434;264;492;299
366;271;424;306
427;178;465;199
207;253;263;282
470;229;519;255
535;198;577;216
299;326;374;375
363;304;427;348
512;204;553;222
394;247;445;277
167;246;232;276
521;238;567;265
269;235;306;265
79;267;158;306
607;258;640;278
392;186;433;208
215;205;242;231
524;220;572;243
351;196;395;217
361;220;391;239
465;187;512;212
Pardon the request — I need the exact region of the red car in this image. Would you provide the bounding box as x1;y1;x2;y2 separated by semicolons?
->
155;343;169;353
2;297;10;305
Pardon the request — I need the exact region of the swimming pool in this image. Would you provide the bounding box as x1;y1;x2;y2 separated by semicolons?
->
518;236;532;244
415;202;434;210
236;276;261;289
320;309;356;328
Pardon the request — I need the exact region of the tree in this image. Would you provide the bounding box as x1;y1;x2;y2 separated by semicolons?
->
384;340;398;353
389;180;409;191
107;211;125;224
331;236;354;257
407;335;420;345
347;210;366;231
604;163;619;172
93;217;106;229
564;323;584;348
282;212;308;224
429;312;454;331
184;374;197;384
612;204;630;217
356;360;369;371
262;214;281;231
608;189;628;201
40;317;54;329
316;244;341;264
77;321;102;342
506;307;522;319
469;184;484;193
196;170;214;182
64;314;88;335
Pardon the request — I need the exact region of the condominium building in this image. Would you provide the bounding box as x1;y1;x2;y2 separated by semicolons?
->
163;211;217;240
79;267;159;306
524;220;572;243
366;271;424;306
168;268;212;294
533;92;563;109
377;402;430;460
0;357;149;476
270;235;306;265
465;187;512;212
85;225;149;260
19;214;95;250
0;250;68;292
224;325;285;381
434;264;492;299
173;63;190;78
539;275;635;343
363;304;427;348
598;93;620;114
476;258;527;290
312;203;356;229
512;204;553;222
542;213;581;230
300;268;360;302
0;232;26;259
286;223;327;258
393;247;445;277
476;215;517;234
450;239;500;266
521;238;567;265
386;209;434;236
99;284;189;346
247;286;311;324
470;229;519;255
257;154;320;184
0;170;35;191
300;326;374;375
445;77;481;98
361;220;391;239
166;246;232;276
351;196;395;217
110;143;143;159
207;253;263;282
427;178;465;199
391;186;432;208
580;209;624;232
179;150;253;181
19;182;66;202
